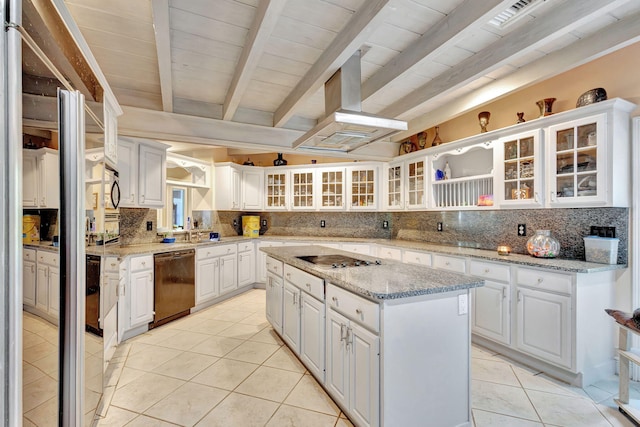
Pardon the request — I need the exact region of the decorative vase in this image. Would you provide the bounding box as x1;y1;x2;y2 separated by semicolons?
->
273;153;287;166
536;98;556;117
526;230;560;258
478;111;490;133
431;126;443;146
517;112;525;123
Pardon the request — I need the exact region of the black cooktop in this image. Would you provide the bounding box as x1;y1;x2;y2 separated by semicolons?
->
296;254;381;268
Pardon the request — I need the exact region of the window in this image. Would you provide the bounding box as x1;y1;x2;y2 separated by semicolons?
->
158;185;191;230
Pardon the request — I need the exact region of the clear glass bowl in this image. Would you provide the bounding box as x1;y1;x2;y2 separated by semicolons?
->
527;230;560;258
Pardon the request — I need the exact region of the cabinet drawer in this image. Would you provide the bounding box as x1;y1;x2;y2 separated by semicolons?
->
378;246;402;260
469;260;510;283
266;256;283;276
516;267;572;295
341;243;371;255
130;255;153;272
402;250;432;267
327;284;379;333
237;241;253;253
197;244;237;260
37;251;59;267
23;248;36;261
104;257;119;272
433;254;466;273
284;264;324;301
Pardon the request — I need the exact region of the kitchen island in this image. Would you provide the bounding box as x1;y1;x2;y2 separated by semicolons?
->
261;245;483;427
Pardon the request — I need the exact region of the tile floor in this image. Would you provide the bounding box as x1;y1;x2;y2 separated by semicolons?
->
23;289;640;426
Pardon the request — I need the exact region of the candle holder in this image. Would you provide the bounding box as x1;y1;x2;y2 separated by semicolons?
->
497;245;511;256
478;111;490;133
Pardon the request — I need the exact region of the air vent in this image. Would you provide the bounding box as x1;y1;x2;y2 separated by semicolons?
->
489;0;545;28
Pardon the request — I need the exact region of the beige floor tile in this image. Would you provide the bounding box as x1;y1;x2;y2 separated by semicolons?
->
248;327;284;346
23;329;46;349
85;386;103;413
471;358;520;387
189;335;244;357
152;351;218;380
513;366;589;399
23;417;37;427
194;392;278;427
126;415;181;426
472;409;543;426
471;380;539;421
23;362;46;385
86;333;104;355
191;358;259;390
154;330;211;351
96;406;138;426
265;404;338;427
22;313;50;334
38;326;59;345
235;365;303;402
335;417;355;427
186;318;235;335
237;312;269;327
224;340;280;364
110;372;185;413
216;323;266;340
207;309;254;323
23;375;57;413
124;345;182;372
24;396;57;427
116;366;147;389
193;305;230;320
284;373;340;415
144;382;228;426
526;389;611;426
22;341;57;364
263;346;306;373
166;314;210;331
31;352;58;377
132;327;181;346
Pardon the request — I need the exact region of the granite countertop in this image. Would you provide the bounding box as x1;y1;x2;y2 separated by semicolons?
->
261;245;483;301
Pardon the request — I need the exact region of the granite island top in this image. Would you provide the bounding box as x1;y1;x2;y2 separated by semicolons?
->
261;245;484;301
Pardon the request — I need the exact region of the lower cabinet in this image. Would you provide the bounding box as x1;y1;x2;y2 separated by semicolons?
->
28;250;60;322
265;271;283;334
469;259;511;345
196;244;238;304
237;242;255;287
23;249;37;307
128;255;154;329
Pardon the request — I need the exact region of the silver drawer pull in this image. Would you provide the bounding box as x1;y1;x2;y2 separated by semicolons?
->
484;268;490;273
306;283;311;289
537;278;544;283
332;296;338;303
355;308;362;315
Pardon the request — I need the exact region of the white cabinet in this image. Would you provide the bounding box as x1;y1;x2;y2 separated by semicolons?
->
266;256;284;334
384;161;404;210
242;168;264;210
281;264;326;381
405;157;427;209
34;250;59;320
118;138;168;208
320;167;345;210
215;163;264;210
326;284;379;427
257;241;284;283
22;148;59;208
219;249;238;296
128;255;154;329
23;249;37;307
291;169;315;210
265;170;288;210
340;243;371;255
402;250;432;267
376;245;402;261
469;260;511;345
347;165;379;210
237;241;255;287
196;247;220;304
495;130;544;208
433;254;466;273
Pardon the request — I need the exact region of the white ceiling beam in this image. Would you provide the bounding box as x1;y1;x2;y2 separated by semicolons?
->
223;0;287;121
381;0;631;119
399;9;640;139
151;0;173;112
273;0;390;128
361;0;513;100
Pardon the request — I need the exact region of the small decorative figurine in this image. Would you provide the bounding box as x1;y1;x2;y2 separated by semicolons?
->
444;162;452;180
536;98;556;117
273;153;287;166
431;126;443;146
517;112;525;123
478;111;490;133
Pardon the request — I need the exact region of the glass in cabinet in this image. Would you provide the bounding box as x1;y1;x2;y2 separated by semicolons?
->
320;168;345;209
548;114;605;206
349;166;377;209
265;170;288;209
385;162;403;209
292;170;315;209
406;159;426;209
496;130;543;207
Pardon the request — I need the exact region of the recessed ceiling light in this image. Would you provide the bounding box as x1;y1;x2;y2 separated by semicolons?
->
488;0;547;29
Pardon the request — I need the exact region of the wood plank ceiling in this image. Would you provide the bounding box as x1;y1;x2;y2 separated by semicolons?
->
62;0;640;159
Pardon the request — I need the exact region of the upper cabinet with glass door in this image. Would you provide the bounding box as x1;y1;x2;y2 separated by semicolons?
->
320;167;345;210
385;161;404;210
265;168;288;210
546;99;635;208
495;130;543;208
347;164;379;210
406;157;427;209
291;169;315;210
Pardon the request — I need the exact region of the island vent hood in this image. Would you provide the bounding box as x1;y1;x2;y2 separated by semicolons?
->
292;51;407;153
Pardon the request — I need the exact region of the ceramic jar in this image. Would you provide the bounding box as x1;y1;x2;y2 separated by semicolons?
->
527;230;560;258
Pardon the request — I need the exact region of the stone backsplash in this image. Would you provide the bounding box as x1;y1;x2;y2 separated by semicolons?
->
121;207;628;263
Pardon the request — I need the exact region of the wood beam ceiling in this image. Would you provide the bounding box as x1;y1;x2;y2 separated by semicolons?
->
151;0;173;112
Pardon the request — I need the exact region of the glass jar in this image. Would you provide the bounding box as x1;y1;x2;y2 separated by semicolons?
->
527;230;560;258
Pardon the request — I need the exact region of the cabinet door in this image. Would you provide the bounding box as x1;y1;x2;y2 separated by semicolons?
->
348;166;378;210
39;152;59;208
138;144;166;207
320;168;345;210
196;257;219;304
516;287;571;368
282;281;300;353
219;253;237;295
117;139;137;207
547;114;606;207
385;163;403;210
291;170;315;210
265;171;288;210
266;273;283;334
22;152;39;207
47;266;60;319
258;242;284;283
129;269;154;328
326;309;349;407
472;281;510;345
496;130;543;208
242;169;264;210
350;322;380;427
237;251;255;287
300;293;325;381
405;158;426;209
36;264;49;312
23;260;37;307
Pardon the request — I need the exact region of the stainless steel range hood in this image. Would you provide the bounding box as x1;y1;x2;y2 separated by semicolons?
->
292;51;407;153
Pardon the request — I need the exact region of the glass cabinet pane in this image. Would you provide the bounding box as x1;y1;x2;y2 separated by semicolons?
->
292;172;313;208
553;120;598;200
351;168;376;207
266;172;286;208
502;135;536;202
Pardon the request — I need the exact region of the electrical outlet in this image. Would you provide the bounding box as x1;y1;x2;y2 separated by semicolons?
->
518;224;527;236
261;219;267;227
437;222;443;232
383;220;389;229
458;294;468;315
320;220;326;228
146;221;153;231
233;219;238;227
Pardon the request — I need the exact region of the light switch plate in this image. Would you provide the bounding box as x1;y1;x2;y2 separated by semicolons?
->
458;294;468;315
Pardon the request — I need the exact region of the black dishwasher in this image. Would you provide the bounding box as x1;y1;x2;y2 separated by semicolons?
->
152;250;195;328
